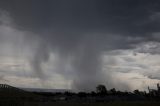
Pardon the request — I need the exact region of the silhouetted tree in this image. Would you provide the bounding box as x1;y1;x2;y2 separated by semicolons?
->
96;85;107;95
110;88;116;95
134;89;140;95
78;92;87;98
91;91;96;96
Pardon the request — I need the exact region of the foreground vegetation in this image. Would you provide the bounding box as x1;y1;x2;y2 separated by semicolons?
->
1;101;160;106
1;84;160;106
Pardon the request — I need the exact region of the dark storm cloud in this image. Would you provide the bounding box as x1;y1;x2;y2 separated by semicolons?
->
0;0;160;35
1;0;160;90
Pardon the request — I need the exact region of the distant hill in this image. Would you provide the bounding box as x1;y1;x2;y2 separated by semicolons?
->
21;88;71;93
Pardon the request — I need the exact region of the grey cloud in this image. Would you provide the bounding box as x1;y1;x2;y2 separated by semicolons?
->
1;0;160;91
135;42;160;54
0;74;9;83
147;75;160;80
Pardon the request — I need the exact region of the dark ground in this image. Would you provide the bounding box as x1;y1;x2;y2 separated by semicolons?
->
1;101;160;106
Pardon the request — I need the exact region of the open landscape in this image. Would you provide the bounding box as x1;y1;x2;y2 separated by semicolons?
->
1;0;160;105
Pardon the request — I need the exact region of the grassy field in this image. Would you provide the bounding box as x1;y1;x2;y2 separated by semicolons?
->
51;102;160;106
7;101;159;106
40;102;160;106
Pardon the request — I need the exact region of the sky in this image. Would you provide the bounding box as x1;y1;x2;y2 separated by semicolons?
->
0;0;160;91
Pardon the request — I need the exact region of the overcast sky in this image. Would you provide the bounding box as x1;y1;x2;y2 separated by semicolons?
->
0;0;160;91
